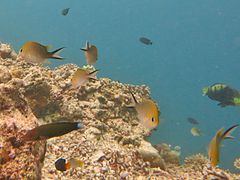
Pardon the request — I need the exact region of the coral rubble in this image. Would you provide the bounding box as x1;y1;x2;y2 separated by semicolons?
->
0;42;239;179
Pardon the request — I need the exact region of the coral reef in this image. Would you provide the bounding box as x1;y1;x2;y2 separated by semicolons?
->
154;143;181;165
0;42;17;60
234;158;240;169
0;79;46;179
0;42;239;179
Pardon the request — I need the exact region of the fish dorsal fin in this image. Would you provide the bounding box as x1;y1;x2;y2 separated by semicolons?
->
86;41;90;49
80;41;89;52
81;41;90;51
222;124;239;139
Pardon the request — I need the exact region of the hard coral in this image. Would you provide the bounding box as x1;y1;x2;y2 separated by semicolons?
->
234;158;240;169
184;153;208;171
0;43;17;60
154;143;181;165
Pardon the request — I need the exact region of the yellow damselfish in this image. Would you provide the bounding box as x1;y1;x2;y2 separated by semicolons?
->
128;91;160;130
81;41;98;65
71;68;99;89
18;41;64;64
191;127;203;136
208;124;238;167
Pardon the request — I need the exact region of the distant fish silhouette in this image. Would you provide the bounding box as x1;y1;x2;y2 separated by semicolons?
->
187;117;199;125
190;127;203;136
139;37;152;45
62;8;70;16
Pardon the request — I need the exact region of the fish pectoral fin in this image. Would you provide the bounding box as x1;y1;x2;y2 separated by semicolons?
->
224;135;234;140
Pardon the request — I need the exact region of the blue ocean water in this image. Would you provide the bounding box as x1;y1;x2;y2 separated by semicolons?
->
1;0;240;172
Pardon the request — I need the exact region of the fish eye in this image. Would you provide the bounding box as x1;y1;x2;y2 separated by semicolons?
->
151;117;154;122
20;49;23;52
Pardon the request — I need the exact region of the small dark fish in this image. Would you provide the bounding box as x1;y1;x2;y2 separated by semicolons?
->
139;37;152;45
23;121;83;141
62;8;70;16
187;117;199;125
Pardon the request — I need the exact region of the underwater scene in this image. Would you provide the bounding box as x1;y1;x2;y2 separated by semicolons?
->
0;0;240;179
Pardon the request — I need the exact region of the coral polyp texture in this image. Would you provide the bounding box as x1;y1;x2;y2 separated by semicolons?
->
0;43;239;179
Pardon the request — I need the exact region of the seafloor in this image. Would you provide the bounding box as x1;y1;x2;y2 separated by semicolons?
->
0;43;239;179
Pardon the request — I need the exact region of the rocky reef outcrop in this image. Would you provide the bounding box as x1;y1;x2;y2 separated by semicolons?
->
0;43;239;179
0;76;46;179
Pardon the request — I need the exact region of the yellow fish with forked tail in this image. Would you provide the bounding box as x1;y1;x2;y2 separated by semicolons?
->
71;68;99;89
80;41;98;65
208;124;238;167
18;41;64;64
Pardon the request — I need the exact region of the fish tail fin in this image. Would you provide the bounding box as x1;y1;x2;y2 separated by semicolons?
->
80;48;87;51
76;160;84;167
86;41;89;49
222;124;239;140
80;41;89;51
88;69;99;80
89;69;99;76
126;90;138;108
49;47;65;60
76;122;84;129
130;90;138;105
